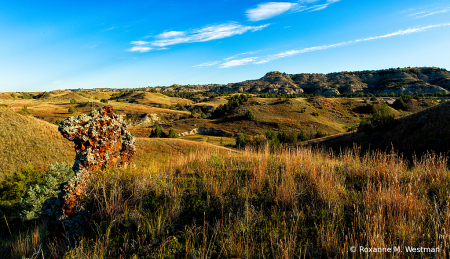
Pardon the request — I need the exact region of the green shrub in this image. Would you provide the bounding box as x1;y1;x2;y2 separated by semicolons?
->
100;98;108;104
70;98;77;104
19;163;73;221
149;124;168;138
191;109;197;117
277;131;290;143
246;110;256;120
312;112;319;116
168;128;179;138
264;129;281;147
393;97;408;110
315;130;328;138
358;103;395;131
68;107;78;114
298;130;309;141
235;133;247;147
200;111;207;119
20;105;31;115
0;165;43;205
366;104;377;114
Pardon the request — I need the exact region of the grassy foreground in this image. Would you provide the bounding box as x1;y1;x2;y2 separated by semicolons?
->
3;145;449;258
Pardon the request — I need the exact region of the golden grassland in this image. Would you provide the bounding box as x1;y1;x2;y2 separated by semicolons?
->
0;107;74;177
1;91;448;258
1;90;441;140
133;137;237;170
180;135;236;146
4;146;450;258
117;92;193;106
0;105;231;178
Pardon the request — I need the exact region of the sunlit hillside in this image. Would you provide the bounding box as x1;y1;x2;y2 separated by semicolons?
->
0;107;74;177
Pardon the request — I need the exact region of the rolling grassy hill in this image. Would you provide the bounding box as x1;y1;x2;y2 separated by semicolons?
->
0;105;235;178
0;107;75;178
305;101;450;158
169;96;406;137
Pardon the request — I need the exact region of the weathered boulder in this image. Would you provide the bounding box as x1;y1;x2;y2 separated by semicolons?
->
42;106;136;237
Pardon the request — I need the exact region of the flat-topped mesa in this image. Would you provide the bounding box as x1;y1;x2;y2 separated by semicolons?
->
42;106;136;237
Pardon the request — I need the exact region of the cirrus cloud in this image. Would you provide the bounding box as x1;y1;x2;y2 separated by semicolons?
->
127;46;152;53
128;22;270;51
246;0;341;21
246;2;298;21
193;23;450;68
220;57;259;68
151;23;270;47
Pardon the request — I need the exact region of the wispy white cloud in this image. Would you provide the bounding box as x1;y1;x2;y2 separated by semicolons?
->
192;61;221;67
157;31;186;38
198;23;450;68
355;23;450;42
246;2;298;21
131;40;151;45
129;22;270;51
415;8;450;18
245;0;339;21
220;57;259;68
127;46;152;53
225;50;263;60
150;23;270;47
254;41;351;64
405;6;450;18
307;0;341;12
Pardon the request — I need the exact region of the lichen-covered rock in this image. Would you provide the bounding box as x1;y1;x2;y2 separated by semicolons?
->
42;106;136;237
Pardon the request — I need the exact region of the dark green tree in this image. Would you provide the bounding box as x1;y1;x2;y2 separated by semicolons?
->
168;128;179;138
236;134;247;147
393;97;408;110
298;130;309;142
246;110;256;120
149;124;168;138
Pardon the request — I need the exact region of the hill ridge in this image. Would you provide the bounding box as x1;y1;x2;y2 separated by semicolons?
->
155;67;450;96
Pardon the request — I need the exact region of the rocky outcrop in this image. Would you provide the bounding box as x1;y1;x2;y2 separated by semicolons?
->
179;127;228;137
124;113;159;127
156;67;450;96
42;106;136;237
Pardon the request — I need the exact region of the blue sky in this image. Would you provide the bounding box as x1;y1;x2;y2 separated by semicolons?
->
1;0;450;92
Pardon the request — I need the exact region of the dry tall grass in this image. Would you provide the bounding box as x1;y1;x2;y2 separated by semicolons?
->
0;107;75;178
5;145;449;258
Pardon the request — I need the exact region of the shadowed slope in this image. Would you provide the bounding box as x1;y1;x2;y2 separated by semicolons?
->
305;101;450;158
